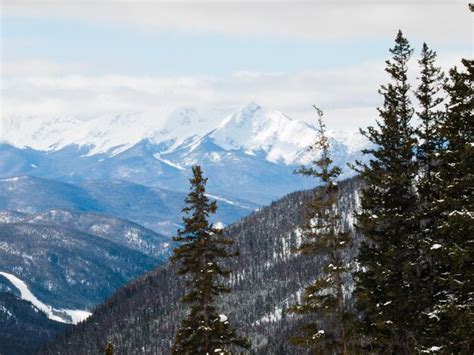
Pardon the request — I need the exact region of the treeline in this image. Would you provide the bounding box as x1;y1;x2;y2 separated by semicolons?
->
351;33;472;354
168;31;472;354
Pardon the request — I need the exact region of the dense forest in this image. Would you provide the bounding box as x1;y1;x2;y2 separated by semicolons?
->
0;292;70;355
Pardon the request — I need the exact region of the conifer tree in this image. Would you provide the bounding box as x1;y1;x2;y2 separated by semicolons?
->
415;43;446;191
413;43;447;345
424;59;474;353
353;31;419;353
289;106;354;355
171;165;249;354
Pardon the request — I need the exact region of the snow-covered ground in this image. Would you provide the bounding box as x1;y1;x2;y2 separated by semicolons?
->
0;271;91;324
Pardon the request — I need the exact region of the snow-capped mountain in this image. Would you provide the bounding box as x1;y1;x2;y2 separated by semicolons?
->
0;103;369;204
210;102;318;164
1;102;365;164
1;106;225;157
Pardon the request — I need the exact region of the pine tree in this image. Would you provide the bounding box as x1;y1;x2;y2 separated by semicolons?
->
171;165;250;354
415;43;446;190
353;31;419;353
413;43;447;346
289;106;354;354
424;59;474;353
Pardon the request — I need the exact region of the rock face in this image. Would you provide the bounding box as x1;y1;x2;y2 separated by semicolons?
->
42;177;362;355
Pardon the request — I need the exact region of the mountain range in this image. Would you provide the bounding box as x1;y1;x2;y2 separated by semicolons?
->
0;175;257;235
1;102;368;205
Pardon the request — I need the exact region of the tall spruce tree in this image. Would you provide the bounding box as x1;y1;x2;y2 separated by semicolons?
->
424;59;474;353
413;43;447;347
289;106;354;355
415;43;446;191
353;31;419;353
171;165;249;354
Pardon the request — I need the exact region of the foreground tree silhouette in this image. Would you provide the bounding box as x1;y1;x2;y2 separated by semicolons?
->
413;43;447;349
171;165;250;354
425;59;474;353
289;106;354;354
353;31;419;352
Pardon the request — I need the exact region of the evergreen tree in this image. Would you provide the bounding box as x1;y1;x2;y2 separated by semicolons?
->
415;43;446;189
289;106;354;354
413;43;447;346
424;59;474;353
171;165;250;354
353;31;419;353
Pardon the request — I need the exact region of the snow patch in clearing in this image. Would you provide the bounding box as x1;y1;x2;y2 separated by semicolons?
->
0;271;91;324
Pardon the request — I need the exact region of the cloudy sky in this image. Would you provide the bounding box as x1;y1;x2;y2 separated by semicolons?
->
1;1;472;131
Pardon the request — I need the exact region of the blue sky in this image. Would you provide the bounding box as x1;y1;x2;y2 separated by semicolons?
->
1;1;472;130
2;16;398;76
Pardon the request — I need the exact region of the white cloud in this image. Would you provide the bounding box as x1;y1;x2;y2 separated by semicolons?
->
2;49;468;133
3;1;472;44
1;60;91;76
0;63;379;129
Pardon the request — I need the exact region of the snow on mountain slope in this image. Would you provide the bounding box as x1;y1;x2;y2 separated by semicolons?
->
0;210;27;223
152;107;226;152
0;272;91;324
1;115;83;151
1;104;369;205
22;208;171;258
211;102;318;164
2;112;162;155
1;107;226;157
1;103;366;166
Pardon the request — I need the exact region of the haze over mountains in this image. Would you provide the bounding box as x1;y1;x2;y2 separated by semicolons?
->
1;103;368;204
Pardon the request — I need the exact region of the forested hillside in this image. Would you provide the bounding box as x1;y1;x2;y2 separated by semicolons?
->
0;292;69;355
42;177;362;354
0;222;160;310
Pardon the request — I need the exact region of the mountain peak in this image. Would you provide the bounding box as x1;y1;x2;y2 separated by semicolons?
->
210;104;317;164
240;101;262;115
